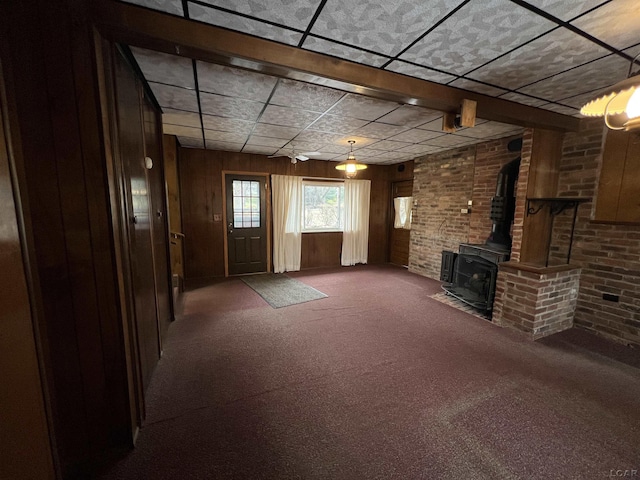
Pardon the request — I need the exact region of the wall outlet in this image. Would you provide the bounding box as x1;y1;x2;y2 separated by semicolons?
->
213;214;222;222
460;208;469;214
467;200;473;206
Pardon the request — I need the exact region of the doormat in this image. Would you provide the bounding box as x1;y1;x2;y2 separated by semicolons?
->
241;273;327;309
430;292;492;321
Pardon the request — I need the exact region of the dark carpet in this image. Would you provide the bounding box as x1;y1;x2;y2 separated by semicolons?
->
241;273;327;308
97;264;640;480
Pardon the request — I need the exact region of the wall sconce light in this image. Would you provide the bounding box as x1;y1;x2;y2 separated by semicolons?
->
335;140;367;178
581;53;640;131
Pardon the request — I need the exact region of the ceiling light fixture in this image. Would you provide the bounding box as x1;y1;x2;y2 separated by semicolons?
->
581;53;640;131
335;140;367;179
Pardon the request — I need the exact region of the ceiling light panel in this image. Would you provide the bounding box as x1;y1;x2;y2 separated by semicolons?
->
311;0;463;57
399;0;556;76
187;2;303;46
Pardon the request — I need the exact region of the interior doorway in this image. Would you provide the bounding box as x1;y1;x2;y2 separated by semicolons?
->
224;173;269;275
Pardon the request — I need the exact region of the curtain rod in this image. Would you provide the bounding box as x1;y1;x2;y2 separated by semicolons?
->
301;176;345;182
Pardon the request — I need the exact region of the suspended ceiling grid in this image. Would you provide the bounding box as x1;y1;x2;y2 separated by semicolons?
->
122;0;640;164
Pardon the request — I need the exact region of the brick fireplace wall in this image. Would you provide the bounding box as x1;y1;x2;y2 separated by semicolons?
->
552;118;640;347
409;135;523;279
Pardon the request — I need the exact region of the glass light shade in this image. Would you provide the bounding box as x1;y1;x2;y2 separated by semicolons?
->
581;75;640;132
335;152;367;178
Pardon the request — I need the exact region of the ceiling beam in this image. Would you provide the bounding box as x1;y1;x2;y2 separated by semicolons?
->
92;1;581;132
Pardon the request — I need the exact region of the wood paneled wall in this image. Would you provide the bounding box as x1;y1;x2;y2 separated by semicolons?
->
3;1;132;477
178;146;393;280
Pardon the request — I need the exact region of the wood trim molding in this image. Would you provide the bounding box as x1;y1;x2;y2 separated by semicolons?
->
91;1;580;132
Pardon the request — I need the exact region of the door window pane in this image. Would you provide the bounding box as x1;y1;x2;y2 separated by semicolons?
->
232;180;261;228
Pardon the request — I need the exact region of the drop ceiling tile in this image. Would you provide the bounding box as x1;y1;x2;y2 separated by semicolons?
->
468;27;610;90
242;145;280;155
454;121;523;139
328;94;399;121
390;128;444;143
121;0;183;15
400;0;555;76
368;139;413;151
301;37;390;67
315;144;351;155
517;53;630;102
373;152;415;162
350;148;383;157
245;135;288;148
162;108;201;128
163;124;202;137
572;0;640;49
398;143;443;155
538;103;580;115
270;79;345;112
201;115;255;135
188;2;303;46
352;122;409;139
523;0;609;21
376;105;442;127
131;47;194;89
200;92;264;121
259;105;321;128
204;130;248;144
415;117;446;132
498;92;547;107
205;140;244;151
281;141;324;153
196;62;277;102
308;114;369;134
253;124;302;138
294;130;345;145
448;78;508;96
195;0;318;27
556;89;602;109
385;61;457;84
148;83;199;112
423;134;477;148
178;136;205;148
335;136;377;148
311;0;462;56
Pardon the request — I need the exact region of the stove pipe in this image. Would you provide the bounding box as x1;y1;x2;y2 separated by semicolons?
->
486;139;522;249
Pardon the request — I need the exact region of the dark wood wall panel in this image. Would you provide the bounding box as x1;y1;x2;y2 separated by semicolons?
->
3;1;132;476
163;135;185;279
179;147;392;280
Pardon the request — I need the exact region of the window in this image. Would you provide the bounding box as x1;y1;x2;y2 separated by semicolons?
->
302;181;344;232
232;180;261;228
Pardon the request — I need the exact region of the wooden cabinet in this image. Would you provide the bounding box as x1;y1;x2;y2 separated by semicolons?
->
595;130;640;224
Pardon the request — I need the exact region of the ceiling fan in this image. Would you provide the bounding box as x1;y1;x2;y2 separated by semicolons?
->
269;145;321;164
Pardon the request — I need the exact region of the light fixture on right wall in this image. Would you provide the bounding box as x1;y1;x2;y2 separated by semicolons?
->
335;140;367;178
581;53;640;131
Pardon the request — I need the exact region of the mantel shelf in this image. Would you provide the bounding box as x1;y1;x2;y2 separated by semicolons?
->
525;197;591;266
526;197;590;216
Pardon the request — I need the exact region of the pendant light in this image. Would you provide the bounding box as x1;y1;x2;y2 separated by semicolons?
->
581;52;640;131
335;140;367;178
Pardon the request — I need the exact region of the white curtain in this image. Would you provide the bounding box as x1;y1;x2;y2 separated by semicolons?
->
271;174;303;273
394;196;413;229
341;179;371;266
